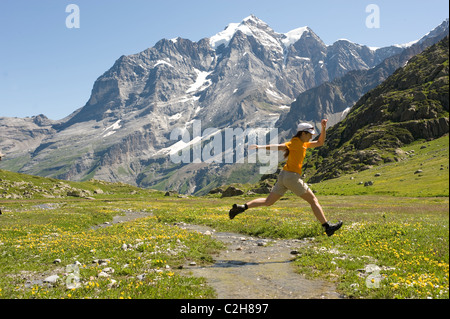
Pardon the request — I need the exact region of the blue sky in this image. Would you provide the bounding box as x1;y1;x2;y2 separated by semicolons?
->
0;0;448;120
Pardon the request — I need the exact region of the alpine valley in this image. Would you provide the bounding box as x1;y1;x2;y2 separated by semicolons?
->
0;16;448;195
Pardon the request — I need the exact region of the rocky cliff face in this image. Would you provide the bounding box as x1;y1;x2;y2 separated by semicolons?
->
0;16;448;194
0;115;56;163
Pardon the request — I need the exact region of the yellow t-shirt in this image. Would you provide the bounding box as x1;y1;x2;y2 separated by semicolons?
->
283;137;311;175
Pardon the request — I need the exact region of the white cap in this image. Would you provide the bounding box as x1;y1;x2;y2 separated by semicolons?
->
296;123;316;134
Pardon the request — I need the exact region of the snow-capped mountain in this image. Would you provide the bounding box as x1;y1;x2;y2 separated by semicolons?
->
0;16;448;194
277;18;450;136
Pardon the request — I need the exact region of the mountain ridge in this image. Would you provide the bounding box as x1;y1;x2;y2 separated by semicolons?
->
276;18;450;136
0;16;448;195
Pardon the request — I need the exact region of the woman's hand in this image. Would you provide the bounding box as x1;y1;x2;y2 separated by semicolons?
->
249;144;258;150
321;119;328;129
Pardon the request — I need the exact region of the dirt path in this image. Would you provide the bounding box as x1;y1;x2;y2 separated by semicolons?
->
90;210;152;230
178;224;342;299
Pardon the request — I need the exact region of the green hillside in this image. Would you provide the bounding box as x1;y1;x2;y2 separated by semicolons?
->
0;169;160;201
304;37;449;183
309;134;449;197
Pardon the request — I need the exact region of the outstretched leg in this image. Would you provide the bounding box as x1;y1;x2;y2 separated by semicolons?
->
300;189;327;224
247;192;282;209
229;192;282;219
300;189;343;236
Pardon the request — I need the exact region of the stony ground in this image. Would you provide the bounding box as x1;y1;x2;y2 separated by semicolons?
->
177;223;341;299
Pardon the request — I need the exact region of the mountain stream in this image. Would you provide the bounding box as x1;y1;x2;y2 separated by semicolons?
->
178;223;341;299
98;211;341;299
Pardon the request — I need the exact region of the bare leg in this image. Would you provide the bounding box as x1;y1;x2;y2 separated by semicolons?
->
300;189;327;224
246;192;282;209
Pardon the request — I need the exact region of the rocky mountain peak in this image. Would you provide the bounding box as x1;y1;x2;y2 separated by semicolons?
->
1;17;448;195
241;14;269;26
209;15;280;51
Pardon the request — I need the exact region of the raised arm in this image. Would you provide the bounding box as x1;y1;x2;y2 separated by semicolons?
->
249;144;287;151
308;119;327;148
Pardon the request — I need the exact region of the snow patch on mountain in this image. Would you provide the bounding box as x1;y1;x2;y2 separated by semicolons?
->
266;89;283;100
281;26;309;47
102;119;122;137
393;39;420;48
186;69;213;93
154;60;174;68
210;22;250;49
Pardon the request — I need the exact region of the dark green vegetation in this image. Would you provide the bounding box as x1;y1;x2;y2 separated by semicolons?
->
304;37;449;183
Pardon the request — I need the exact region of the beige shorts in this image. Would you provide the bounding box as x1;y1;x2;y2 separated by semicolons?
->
271;170;310;197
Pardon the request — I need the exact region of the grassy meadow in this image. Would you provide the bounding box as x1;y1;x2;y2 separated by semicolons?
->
0;135;448;299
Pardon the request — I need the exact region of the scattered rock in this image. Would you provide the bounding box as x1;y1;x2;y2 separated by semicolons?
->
53;259;61;264
189;261;197;266
414;169;423;174
102;267;115;274
101;259;110;265
350;283;359;290
363;264;381;273
164;191;178;197
107;279;118;288
221;186;244;198
137;274;146;281
248;186;271;194
257;241;267;247
66;190;82;197
209;187;224;194
43;275;60;284
98;271;110;278
364;181;374;187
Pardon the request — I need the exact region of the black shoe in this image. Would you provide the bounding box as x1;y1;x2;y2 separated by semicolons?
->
323;220;343;237
229;204;246;220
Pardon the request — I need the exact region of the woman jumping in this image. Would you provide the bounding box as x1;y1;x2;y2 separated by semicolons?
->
228;119;343;237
